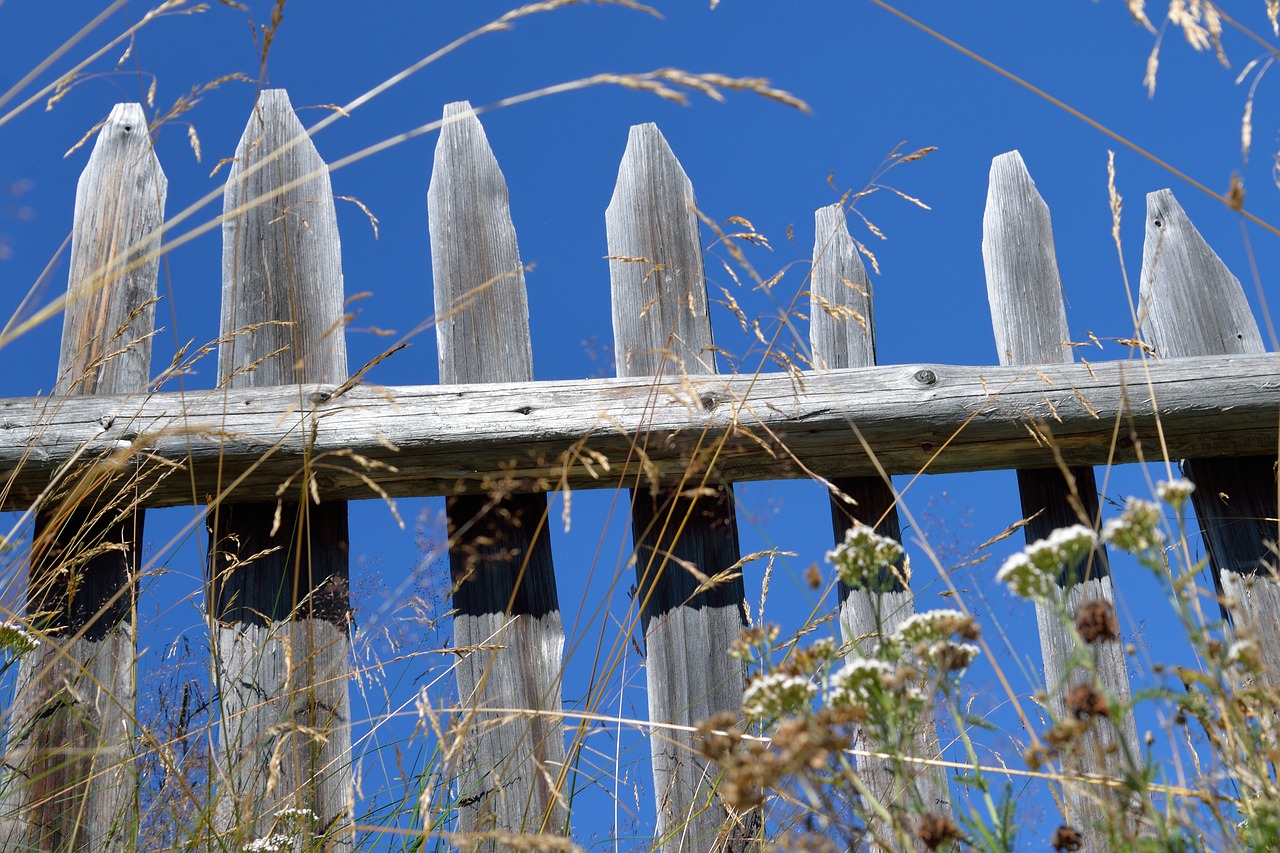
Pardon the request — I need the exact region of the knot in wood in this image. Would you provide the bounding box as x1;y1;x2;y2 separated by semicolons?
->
913;369;937;386
308;388;333;406
699;392;719;411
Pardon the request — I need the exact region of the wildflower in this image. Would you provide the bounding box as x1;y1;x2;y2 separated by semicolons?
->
825;658;892;711
1103;498;1164;556
1227;639;1259;670
1157;477;1196;511
0;622;39;656
995;552;1056;602
742;672;816;720
1024;525;1098;577
826;522;902;590
1074;599;1120;644
916;811;964;850
243;835;294;853
891;609;978;646
926;640;980;672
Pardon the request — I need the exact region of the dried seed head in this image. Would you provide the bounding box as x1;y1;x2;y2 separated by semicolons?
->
916;812;964;850
1075;599;1120;644
1052;824;1085;851
1066;683;1111;720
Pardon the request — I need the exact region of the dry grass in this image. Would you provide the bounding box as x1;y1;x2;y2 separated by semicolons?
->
1;2;1279;852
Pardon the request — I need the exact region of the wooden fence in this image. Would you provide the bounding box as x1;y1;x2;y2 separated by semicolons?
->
0;89;1277;852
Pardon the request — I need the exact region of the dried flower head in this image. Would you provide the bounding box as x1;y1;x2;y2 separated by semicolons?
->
1103;498;1164;556
926;640;981;672
1051;824;1084;851
826;522;902;590
916;811;964;850
1075;599;1120;644
1066;682;1111;720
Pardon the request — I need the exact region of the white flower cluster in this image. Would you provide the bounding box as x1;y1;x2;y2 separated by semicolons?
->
825;658;893;711
243;835;294;853
742;672;817;720
0;622;38;656
826;523;903;589
891;609;974;646
1102;498;1164;556
996;525;1098;603
1157;478;1196;511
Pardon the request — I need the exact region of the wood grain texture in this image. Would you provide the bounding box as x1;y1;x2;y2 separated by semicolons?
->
428;101;567;846
211;89;352;848
812;203;949;839
2;353;1277;511
1138;189;1276;578
0;103;164;853
1138;187;1280;682
984;151;1138;848
606;123;753;852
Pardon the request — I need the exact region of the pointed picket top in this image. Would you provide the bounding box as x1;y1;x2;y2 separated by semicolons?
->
58;102;167;396
982;150;1072;367
606;123;716;379
1139;189;1264;358
429;100;534;385
811;203;875;370
220;87;346;387
427;100;567;846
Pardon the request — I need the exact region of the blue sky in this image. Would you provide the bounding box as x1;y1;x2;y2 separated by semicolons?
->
3;1;1279;849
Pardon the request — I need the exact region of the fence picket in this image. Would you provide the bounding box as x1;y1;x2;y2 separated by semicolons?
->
811;202;951;842
210;88;352;846
427;101;568;845
0;103;164;852
606;123;754;851
1138;189;1280;675
983;151;1140;847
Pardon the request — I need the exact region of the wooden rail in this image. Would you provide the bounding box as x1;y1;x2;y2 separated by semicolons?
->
2;353;1276;511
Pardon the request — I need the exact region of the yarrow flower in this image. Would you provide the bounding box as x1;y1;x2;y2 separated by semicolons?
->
891;609;977;646
1102;498;1164;556
926;640;981;672
826;523;903;590
825;658;893;711
0;622;38;656
1024;525;1098;576
998;526;1098;602
243;835;294;853
1157;478;1196;511
996;552;1056;602
742;672;817;720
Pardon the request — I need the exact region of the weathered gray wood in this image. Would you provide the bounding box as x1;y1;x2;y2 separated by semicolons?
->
984;151;1140;847
812;203;950;842
2;353;1277;510
0;102;163;853
1138;189;1279;666
428;101;567;846
211;88;352;848
2;352;1275;510
606;123;754;852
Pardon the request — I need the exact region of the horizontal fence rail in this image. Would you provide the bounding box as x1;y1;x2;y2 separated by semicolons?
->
2;354;1277;511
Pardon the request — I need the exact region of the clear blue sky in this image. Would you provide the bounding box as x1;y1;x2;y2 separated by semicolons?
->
2;1;1278;849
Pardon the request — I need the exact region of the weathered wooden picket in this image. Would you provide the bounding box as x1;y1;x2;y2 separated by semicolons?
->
0;88;1277;853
